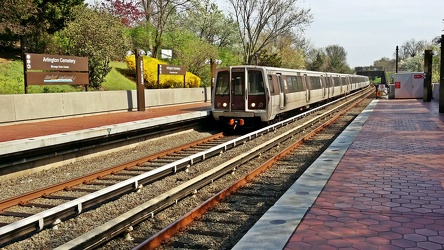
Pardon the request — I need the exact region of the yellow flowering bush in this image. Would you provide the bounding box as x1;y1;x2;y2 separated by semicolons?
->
125;55;201;88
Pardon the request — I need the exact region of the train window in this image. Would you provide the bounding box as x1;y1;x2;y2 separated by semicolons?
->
324;77;331;87
292;76;304;92
248;70;265;95
268;75;274;94
333;77;341;87
340;77;348;86
215;71;230;95
310;76;322;89
286;76;294;92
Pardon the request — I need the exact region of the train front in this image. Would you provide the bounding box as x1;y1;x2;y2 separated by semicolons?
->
212;66;269;129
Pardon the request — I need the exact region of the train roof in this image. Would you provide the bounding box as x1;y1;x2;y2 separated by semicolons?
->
216;65;368;78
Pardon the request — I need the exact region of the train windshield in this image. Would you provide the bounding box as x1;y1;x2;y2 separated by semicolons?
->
215;71;230;95
248;70;264;95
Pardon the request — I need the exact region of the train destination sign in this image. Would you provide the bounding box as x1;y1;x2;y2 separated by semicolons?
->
25;53;88;71
26;72;89;85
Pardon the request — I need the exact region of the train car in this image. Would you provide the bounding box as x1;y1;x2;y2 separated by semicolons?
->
212;65;370;129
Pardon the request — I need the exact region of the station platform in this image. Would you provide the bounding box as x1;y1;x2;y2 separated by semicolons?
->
0;102;211;156
234;99;444;250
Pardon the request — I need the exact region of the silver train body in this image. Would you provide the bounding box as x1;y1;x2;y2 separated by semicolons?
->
211;65;370;129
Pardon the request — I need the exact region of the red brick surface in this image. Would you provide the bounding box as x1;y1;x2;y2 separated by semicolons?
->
285;99;444;249
0;102;210;142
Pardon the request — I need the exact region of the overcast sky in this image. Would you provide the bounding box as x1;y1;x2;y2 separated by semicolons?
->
86;0;443;68
297;0;444;68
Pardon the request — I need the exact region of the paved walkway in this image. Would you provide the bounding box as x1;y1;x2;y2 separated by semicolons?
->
285;99;444;249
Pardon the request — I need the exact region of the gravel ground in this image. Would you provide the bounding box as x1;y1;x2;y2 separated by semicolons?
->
0;129;214;202
2;92;373;249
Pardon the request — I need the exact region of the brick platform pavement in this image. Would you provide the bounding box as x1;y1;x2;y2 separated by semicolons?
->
0;102;210;142
285;99;444;249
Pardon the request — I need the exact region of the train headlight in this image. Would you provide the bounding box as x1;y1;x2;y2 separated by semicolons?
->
258;102;264;108
222;102;228;107
216;102;221;107
251;102;256;108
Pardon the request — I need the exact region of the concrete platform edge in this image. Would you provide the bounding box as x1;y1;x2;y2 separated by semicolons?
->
0;111;210;156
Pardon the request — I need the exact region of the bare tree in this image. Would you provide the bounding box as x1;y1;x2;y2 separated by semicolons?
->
399;39;427;60
177;0;239;49
139;0;191;58
228;0;312;64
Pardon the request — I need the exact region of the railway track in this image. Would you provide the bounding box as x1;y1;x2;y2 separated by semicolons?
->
1;87;373;249
151;93;374;250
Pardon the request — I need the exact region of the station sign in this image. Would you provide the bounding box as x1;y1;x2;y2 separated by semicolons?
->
157;64;187;88
159;64;186;75
23;53;89;93
25;53;88;71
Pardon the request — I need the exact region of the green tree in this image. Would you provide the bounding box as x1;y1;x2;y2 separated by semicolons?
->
305;48;327;71
373;57;396;72
57;5;130;89
126;24;156;54
138;0;192;58
164;30;218;86
178;0;239;49
0;0;83;53
325;45;350;73
274;34;307;69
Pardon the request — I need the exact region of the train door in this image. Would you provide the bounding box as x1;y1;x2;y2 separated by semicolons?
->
230;69;246;111
277;73;286;109
321;75;327;98
324;76;330;98
304;74;310;103
246;69;266;111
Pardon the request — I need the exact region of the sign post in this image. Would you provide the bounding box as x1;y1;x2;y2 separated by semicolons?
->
135;49;146;111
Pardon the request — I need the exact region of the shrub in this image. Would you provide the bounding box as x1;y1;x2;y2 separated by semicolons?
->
126;55;200;88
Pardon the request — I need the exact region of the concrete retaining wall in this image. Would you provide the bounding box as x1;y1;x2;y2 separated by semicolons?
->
0;87;211;124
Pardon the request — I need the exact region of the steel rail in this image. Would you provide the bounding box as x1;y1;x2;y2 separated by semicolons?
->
55;88;373;250
0;133;226;247
0;133;224;212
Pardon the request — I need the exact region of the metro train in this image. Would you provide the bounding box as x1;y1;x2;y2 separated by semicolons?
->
211;65;370;129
